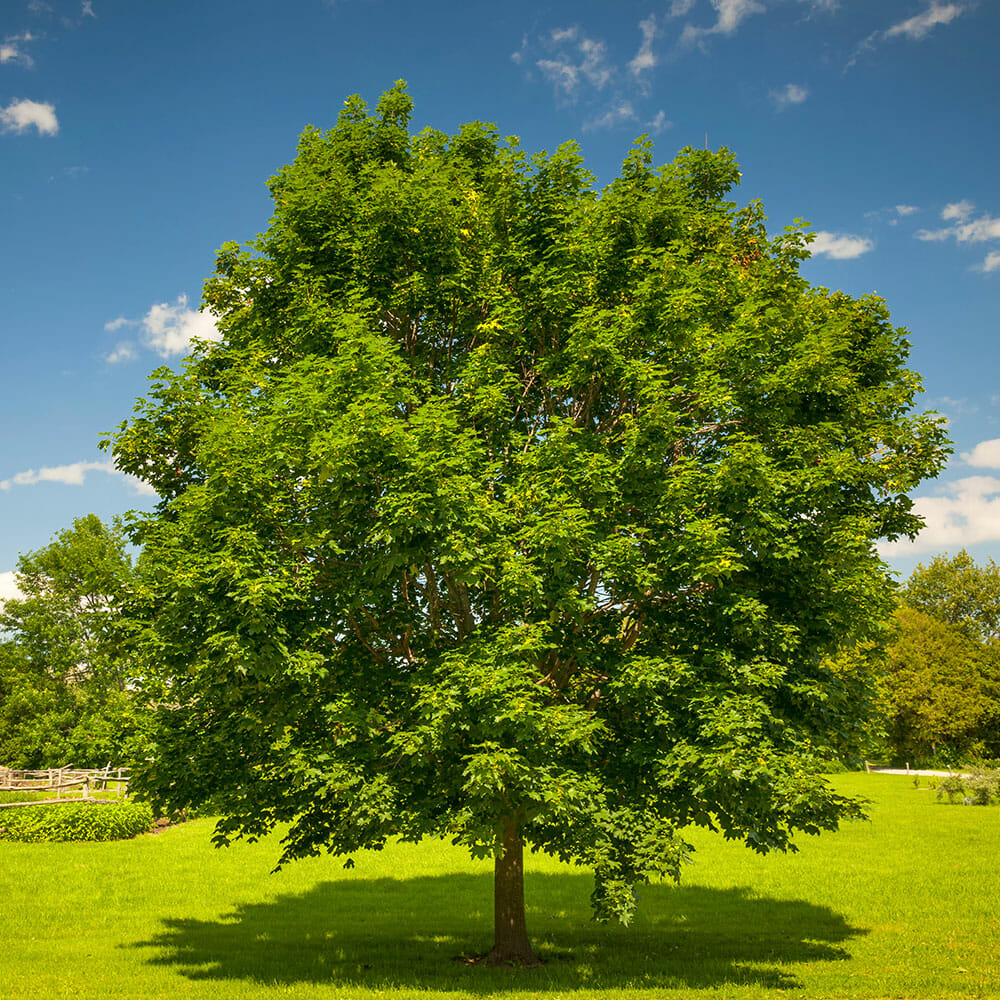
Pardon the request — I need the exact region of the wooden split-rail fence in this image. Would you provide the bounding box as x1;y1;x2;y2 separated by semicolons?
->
0;766;130;808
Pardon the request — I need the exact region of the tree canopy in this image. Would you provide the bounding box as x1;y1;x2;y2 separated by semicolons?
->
874;550;1000;764
902;549;1000;642
107;83;950;965
882;606;1000;763
0;514;148;768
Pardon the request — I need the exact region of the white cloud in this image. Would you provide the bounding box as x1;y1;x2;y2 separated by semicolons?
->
104;316;132;332
916;203;1000;264
647;110;672;134
810;231;875;260
711;0;766;34
578;38;612;89
141;294;221;357
866;204;923;227
537;58;581;97
0;460;155;497
536;29;614;101
669;0;696;15
879;475;1000;556
942;199;974;221
963;439;1000;468
0;98;58;136
106;341;138;364
0;34;35;67
1;460;116;489
0;570;22;609
770;83;809;110
583;101;638;132
885;1;966;40
848;3;969;69
551;26;578;44
81;0;96;17
951;215;1000;243
682;0;766;46
629;16;659;80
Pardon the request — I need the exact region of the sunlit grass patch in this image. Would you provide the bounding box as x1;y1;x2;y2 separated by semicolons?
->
1;773;997;999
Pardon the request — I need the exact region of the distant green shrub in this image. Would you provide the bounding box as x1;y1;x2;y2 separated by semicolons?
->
966;769;1000;806
0;801;153;842
966;776;993;805
934;769;1000;806
936;775;965;804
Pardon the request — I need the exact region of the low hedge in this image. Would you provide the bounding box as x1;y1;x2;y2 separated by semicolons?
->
0;801;154;842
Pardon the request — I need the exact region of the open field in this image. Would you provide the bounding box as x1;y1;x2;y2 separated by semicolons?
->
1;773;997;999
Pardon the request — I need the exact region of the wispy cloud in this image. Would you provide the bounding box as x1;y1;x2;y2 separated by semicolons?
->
941;199;974;221
647;110;672;134
848;2;971;69
916;200;1000;272
536;27;614;102
0;460;155;496
81;0;96;17
516;19;674;133
681;0;767;48
105;342;138;364
628;15;659;86
583;101;638;132
866;203;921;227
770;83;809;110
810;231;875;260
885;1;966;40
0;32;36;67
0;98;58;136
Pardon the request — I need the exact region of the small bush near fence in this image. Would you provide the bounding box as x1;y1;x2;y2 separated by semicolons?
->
935;769;1000;806
0;802;153;842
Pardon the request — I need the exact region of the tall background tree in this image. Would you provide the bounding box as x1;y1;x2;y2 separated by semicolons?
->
880;551;1000;764
0;514;149;768
107;83;949;965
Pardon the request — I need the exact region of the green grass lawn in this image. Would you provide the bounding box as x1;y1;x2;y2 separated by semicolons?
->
1;773;997;999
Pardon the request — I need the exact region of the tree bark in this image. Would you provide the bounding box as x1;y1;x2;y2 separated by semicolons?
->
486;817;540;967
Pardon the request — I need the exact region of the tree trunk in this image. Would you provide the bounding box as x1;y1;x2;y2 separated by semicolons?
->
486;816;540;966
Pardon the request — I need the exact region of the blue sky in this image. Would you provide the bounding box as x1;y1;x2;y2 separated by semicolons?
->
2;0;998;603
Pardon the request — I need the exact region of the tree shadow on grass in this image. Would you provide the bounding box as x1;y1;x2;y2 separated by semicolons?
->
133;872;865;993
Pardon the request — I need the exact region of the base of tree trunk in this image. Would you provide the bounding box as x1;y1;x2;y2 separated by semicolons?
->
489;817;541;967
453;949;543;968
483;946;543;968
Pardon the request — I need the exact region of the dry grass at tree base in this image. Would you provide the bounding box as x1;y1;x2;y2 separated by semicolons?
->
0;773;997;1000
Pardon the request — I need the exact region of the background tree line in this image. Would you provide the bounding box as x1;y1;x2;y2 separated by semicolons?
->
881;550;1000;765
0;514;152;768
